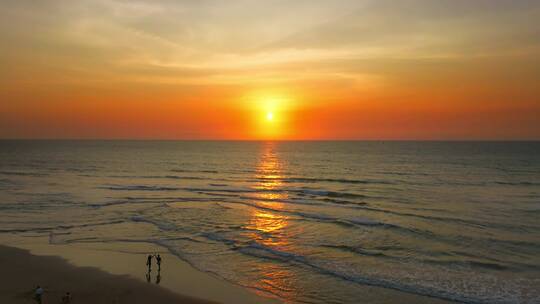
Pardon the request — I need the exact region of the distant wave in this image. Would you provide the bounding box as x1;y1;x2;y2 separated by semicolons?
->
184;187;255;193
0;178;17;184
0;170;48;177
131;216;178;231
0;219;126;234
110;172;398;186
186;186;367;200
189;186;370;201
493;181;540;186
171;169;219;174
293;189;368;199
321;244;516;271
254;176;395;185
0;178;18;190
375;171;430;177
107;175;210;180
99;185;180;191
351;205;534;234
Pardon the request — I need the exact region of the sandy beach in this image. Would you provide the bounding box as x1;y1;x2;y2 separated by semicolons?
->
0;244;218;304
0;234;279;304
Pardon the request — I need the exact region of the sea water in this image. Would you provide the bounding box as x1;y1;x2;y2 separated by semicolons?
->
0;141;539;303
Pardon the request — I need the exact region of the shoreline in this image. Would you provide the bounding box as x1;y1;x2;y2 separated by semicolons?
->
0;233;455;304
0;234;279;304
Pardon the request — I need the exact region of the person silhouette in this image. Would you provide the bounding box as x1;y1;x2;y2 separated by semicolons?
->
155;254;162;271
34;285;44;304
146;254;153;271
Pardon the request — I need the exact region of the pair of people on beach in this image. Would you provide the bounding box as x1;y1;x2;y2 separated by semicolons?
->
34;285;71;304
146;253;162;271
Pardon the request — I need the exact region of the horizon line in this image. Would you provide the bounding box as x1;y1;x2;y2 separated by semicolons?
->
1;138;539;142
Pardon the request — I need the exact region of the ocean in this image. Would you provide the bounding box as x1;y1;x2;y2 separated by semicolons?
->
0;140;539;303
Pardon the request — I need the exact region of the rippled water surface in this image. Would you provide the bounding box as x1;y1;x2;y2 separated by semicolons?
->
1;141;539;303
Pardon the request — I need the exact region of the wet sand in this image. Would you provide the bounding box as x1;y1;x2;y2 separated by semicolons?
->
0;244;218;304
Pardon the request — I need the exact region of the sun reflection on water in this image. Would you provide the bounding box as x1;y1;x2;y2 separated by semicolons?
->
243;142;299;301
245;142;289;245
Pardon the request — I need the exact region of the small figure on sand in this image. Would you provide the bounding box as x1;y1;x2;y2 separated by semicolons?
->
155;253;162;271
61;292;72;304
146;254;153;270
34;285;44;304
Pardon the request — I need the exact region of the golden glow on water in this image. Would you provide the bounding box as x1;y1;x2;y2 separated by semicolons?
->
249;211;287;234
243;143;299;300
250;263;298;302
246;142;290;243
252;142;288;203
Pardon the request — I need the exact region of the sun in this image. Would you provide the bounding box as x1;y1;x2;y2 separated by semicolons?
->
243;90;297;139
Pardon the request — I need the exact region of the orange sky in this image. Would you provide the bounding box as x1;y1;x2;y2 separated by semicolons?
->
1;0;539;140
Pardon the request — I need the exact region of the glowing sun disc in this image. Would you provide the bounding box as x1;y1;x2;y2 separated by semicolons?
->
266;112;274;121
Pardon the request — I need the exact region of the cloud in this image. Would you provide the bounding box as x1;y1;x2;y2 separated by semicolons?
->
1;0;539;95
